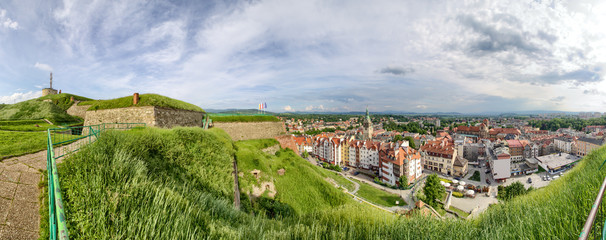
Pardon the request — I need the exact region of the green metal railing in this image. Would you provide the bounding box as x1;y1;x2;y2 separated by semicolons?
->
579;159;606;240
47;123;145;240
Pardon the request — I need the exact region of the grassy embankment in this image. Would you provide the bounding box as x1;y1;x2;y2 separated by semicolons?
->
355;180;406;207
0;120;54;131
0;93;88;123
235;139;353;215
48;126;606;239
211;115;279;122
0;131;47;159
79;94;204;112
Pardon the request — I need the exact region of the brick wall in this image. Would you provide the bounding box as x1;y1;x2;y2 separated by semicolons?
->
275;135;299;155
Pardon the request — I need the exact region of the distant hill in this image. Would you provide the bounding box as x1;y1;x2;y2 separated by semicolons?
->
0;93;91;123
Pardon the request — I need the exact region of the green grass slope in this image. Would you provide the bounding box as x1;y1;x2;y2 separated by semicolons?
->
0;131;47;158
211;115;279;122
49;126;606;239
235;139;352;215
79;94;204;112
0;93;87;123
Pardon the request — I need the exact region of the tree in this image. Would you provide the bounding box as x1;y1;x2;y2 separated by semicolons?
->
302;151;309;158
404;136;416;149
498;182;528;201
399;175;408;188
423;174;444;207
393;134;404;142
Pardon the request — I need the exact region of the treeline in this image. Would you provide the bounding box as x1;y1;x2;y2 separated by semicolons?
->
382;121;427;134
528;117;606;131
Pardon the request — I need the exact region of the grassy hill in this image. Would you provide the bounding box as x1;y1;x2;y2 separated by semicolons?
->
0;93;89;123
45;126;606;239
79;94;204;112
235;139;352;215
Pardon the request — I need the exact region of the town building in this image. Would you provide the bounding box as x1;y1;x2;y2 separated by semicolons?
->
554;137;575;154
420;138;461;176
576;137;606;156
536;153;581;174
379;143;422;186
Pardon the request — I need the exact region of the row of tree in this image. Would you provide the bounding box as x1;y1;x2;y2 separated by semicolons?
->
528;117;606;132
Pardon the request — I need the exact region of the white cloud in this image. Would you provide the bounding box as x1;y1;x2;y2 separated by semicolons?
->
1;9;19;30
283;105;294;111
0;91;40;104
34;62;53;72
416;105;428;109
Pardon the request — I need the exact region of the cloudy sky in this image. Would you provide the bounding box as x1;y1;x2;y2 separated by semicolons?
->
1;0;606;113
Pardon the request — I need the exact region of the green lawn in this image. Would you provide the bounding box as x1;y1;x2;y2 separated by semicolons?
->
235;139;352;214
449;206;470;218
0;130;47;158
0;120;55;131
326;171;356;192
355;181;406;207
211;115;279;122
79;94;204;112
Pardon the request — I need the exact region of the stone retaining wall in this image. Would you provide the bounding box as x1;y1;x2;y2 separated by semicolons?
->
66;102;89;119
213;122;286;141
84;106;204;128
154;107;204;128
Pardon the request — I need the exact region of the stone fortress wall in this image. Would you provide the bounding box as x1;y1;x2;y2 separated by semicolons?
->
66;102;89;119
213;121;286;141
83;106;204;128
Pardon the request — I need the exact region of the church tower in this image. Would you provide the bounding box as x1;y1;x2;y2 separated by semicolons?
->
362;107;373;140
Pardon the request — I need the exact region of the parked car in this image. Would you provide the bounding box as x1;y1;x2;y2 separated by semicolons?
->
454;177;461;180
542;176;546;181
486;179;491;184
527;178;532;184
353;172;360;176
546;176;551;181
343;167;349;171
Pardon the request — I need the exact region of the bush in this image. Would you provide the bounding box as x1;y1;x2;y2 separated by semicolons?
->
453;192;464;198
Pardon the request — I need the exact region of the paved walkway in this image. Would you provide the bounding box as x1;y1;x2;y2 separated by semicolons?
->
0;138;86;239
0;150;46;239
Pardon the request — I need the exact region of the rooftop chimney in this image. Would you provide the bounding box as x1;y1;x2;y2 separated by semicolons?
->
133;93;140;105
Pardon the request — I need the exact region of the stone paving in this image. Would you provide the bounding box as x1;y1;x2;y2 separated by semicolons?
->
0;150;47;240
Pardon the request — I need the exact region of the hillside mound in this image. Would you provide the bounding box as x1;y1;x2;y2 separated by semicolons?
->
79;93;204;112
0;93;89;123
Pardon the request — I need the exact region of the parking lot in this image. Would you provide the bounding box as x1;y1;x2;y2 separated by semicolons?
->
503;170;567;189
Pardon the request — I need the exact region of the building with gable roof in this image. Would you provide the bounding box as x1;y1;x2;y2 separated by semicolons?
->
420;138;460;176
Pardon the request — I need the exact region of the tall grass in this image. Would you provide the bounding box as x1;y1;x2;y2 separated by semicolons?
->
50;127;606;239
